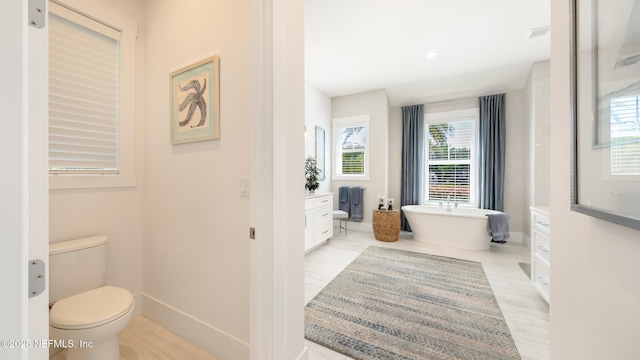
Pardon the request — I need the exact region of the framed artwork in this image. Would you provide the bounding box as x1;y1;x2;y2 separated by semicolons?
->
571;0;640;230
170;55;220;144
315;126;325;180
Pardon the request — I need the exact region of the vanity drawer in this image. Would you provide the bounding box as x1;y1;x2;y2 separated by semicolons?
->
532;211;550;234
533;230;550;265
315;205;332;225
315;195;332;207
533;259;550;302
315;221;332;242
305;199;315;210
530;207;551;304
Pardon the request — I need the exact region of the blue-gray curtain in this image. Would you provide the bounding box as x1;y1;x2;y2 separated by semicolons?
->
400;104;424;231
478;94;506;211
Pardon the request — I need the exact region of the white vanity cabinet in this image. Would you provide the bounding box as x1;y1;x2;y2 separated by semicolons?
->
305;193;333;252
530;206;551;303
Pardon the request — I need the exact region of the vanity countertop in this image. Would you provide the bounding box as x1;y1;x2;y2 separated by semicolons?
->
530;206;550;215
305;192;333;199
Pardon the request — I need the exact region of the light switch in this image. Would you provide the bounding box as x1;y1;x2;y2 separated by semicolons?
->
240;177;250;198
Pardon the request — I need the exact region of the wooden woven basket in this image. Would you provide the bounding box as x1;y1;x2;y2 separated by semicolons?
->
372;210;400;242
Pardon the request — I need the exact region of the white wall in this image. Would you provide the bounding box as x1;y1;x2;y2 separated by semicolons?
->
523;66;535;240
523;60;551;241
305;83;332;193
550;1;640;358
533;62;552;207
49;0;146;307
143;1;250;358
331;89;390;229
388;92;526;239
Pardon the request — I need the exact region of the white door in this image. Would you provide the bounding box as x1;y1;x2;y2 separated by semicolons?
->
0;1;49;358
28;1;51;358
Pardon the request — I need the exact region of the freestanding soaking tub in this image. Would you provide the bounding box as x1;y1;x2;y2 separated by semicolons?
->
401;205;502;250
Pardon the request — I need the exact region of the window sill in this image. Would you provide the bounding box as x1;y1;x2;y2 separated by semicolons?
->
49;174;137;190
333;174;370;181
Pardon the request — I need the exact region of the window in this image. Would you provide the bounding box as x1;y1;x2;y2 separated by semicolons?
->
333;115;370;180
48;1;137;189
425;109;478;205
610;95;640;175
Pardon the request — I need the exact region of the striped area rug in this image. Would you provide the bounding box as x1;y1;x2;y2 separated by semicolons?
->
305;246;520;359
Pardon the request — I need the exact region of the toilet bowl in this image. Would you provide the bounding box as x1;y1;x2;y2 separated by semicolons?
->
50;286;134;360
49;236;134;360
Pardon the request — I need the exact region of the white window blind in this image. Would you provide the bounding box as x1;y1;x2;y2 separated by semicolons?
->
610;95;640;175
333;115;370;180
338;125;366;174
426;119;475;203
49;6;121;175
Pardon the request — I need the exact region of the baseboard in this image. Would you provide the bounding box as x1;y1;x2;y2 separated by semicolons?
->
335;223;521;243
522;233;531;250
141;293;249;359
132;293;143;317
296;346;310;360
507;232;525;245
305;340;347;359
343;221;373;233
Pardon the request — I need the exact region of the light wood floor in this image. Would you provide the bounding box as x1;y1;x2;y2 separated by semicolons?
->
50;316;217;360
119;316;218;360
305;230;550;360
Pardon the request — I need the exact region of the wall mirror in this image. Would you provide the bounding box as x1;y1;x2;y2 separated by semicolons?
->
315;126;325;180
571;0;640;230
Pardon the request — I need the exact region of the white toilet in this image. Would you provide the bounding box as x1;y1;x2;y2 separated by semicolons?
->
49;236;134;360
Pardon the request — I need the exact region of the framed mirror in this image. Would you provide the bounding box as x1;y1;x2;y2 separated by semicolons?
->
571;0;640;230
315;126;325;180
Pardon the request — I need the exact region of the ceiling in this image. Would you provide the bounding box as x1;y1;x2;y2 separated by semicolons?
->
304;0;551;107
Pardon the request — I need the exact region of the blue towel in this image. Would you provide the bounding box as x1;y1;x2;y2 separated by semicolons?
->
338;187;350;214
349;187;363;222
487;212;510;242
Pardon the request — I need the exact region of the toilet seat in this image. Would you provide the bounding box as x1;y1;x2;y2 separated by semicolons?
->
50;286;134;330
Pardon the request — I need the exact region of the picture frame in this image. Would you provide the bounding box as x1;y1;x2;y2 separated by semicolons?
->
570;0;640;230
170;55;220;144
315;126;325;180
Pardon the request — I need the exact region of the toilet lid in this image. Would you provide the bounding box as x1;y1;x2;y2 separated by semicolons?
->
50;286;134;330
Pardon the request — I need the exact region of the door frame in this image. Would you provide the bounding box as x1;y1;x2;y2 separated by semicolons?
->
249;0;307;358
0;1;49;358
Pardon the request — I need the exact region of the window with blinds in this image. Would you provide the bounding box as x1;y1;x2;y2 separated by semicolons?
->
425;111;477;205
339;126;366;174
333;115;370;180
49;5;121;175
610;95;640;175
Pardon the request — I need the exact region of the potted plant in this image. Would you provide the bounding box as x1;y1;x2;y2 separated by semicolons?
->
305;156;321;194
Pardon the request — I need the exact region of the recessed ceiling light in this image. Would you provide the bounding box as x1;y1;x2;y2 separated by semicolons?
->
425;51;438;59
528;25;550;39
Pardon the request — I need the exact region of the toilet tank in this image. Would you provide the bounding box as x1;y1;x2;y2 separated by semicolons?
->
49;235;109;304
